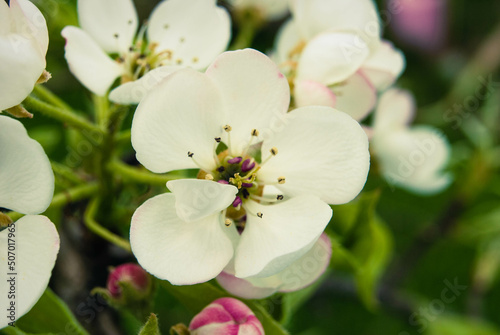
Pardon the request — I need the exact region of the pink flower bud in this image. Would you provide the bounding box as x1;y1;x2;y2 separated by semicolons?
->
189;298;264;335
107;263;151;299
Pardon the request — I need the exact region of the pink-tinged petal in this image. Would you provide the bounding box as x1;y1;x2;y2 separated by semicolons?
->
334;71;377;121
107;263;151;299
166;179;238;223
294;80;336;108
291;0;381;50
131;68;225;173
373;88;415;131
78;0;138;54
190;298;264;335
148;0;231;70
297;31;370;86
0;215;59;329
361;40;405;91
259;106;370;205
206;49;290;154
130;193;234;285
217;271;278;300
218;234;331;299
61;26;124;96
235;196;332;278
0;115;54;214
372;127;452;194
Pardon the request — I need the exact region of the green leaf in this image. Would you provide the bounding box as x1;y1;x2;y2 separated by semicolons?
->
160;281;289;335
13;288;88;335
138;314;160;335
427;315;500;335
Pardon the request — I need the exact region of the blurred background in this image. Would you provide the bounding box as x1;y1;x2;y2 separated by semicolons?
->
11;0;500;334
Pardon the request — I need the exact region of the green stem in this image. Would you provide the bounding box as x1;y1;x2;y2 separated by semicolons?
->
7;183;99;222
84;198;132;252
229;9;263;50
51;162;85;185
33;85;72;110
93;94;110;128
116;129;131;145
109;159;182;186
23;95;103;134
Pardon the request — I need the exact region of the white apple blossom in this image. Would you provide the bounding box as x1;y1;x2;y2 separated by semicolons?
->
130;49;369;285
0;116;58;328
217;233;331;299
0;0;48;111
0;215;60;329
275;0;405;121
228;0;290;21
62;0;231;104
371;89;452;194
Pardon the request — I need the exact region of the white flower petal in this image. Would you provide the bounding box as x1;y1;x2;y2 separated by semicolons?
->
206;49;290;153
0;115;54;214
259;106;370;204
218;233;331;299
109;65;183;104
334;71;377;121
297;32;370;85
130;193;234;285
0;1;10;34
234;196;332;278
148;0;230;70
131;68;224;173
0;215;59;329
374;88;415;131
361;41;405;91
373;127;452;194
61;26;124;96
291;0;381;49
77;0;138;54
166;179;238;222
294;80;336;108
275;19;303;64
15;0;49;55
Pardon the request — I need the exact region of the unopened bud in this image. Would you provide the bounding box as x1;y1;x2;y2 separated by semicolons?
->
189;298;264;335
107;263;152;300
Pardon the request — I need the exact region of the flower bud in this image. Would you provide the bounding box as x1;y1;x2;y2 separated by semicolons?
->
107;263;152;300
189;298;264;335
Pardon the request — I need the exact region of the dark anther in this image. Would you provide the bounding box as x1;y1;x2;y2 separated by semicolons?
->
113;33;119;39
277;195;284;200
242;189;250;199
217;166;225;172
187;152;194;158
257;212;263;218
214;137;221;143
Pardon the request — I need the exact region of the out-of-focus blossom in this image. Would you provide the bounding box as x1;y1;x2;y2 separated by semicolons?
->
389;0;448;53
62;0;231;104
371;89;452;194
0;0;49;111
217;233;331;299
275;0;405;121
189;298;264;335
0;115;54;215
0;215;60;329
107;263;152;300
228;0;290;22
130;49;369;285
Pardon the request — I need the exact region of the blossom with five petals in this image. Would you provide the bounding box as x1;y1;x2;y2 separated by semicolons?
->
275;0;405;121
371;89;452;194
0;0;48;111
62;0;231;104
0;116;59;329
130;49;369;285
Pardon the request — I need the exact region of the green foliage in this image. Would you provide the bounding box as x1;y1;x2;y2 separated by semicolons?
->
427;315;500;335
138;314;161;335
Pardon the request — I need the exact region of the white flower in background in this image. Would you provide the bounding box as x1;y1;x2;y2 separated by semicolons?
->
0;116;58;328
371;89;452;194
0;0;49;111
228;0;290;21
217;233;331;299
275;0;405;121
130;49;369;285
0;215;60;329
62;0;231;104
0;115;54;214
